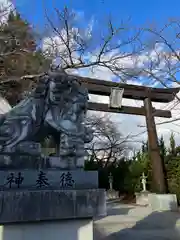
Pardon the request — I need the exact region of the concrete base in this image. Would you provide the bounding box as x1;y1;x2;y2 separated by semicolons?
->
135;191;150;206
0;219;93;240
0;188;106;240
106;189;119;200
148;193;178;211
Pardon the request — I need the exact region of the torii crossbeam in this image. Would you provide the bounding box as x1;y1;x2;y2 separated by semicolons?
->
77;75;179;194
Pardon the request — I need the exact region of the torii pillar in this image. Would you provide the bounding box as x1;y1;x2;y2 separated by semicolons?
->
144;97;166;193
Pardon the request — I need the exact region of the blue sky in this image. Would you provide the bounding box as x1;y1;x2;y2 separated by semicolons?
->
10;0;180;144
13;0;180;88
14;0;180;29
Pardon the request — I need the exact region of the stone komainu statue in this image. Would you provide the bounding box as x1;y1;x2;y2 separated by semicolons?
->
0;71;93;169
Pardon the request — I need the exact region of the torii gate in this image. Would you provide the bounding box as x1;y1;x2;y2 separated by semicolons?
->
78;75;179;194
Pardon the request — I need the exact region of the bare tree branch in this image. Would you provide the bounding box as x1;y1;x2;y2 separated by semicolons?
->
42;6;143;82
86;114;132;164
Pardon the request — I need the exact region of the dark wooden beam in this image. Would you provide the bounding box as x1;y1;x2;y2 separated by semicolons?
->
88;102;172;118
144;97;167;193
76;75;179;103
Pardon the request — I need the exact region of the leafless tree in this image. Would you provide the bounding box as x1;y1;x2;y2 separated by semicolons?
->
85;114;132;165
43;7;143;82
0;1;13;23
138;21;180;91
2;7;180;89
131;20;180;127
43;8;180;101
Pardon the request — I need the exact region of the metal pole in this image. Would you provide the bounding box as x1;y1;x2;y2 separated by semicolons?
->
144;98;166;193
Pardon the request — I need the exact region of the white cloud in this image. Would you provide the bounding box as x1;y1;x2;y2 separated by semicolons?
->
42;28;80;62
42;20;180;150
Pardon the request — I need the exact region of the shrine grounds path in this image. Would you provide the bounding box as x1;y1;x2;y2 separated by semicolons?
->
94;199;180;240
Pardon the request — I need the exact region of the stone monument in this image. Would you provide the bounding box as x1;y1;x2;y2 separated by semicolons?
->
141;172;147;192
135;173;178;211
109;173;113;190
135;172;149;206
0;70;106;240
106;172;118;200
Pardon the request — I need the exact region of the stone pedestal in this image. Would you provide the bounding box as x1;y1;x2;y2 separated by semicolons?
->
0;170;106;240
0;189;106;240
148;193;178;211
106;189;119;200
135;191;150;206
0;169;98;190
0;219;93;240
